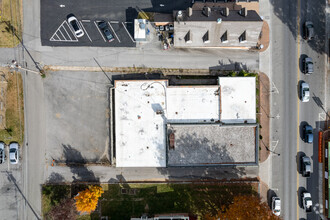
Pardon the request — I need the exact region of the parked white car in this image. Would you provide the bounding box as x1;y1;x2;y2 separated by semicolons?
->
300;81;310;102
272;196;281;216
9;142;19;164
67;15;84;38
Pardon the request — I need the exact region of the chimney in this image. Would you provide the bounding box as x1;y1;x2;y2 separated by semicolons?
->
222;7;229;17
202;7;211;17
239;7;248;17
187;7;193;17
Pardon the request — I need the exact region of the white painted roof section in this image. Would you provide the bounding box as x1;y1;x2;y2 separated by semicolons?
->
219;77;256;123
166;86;220;123
134;19;146;41
115;80;167;167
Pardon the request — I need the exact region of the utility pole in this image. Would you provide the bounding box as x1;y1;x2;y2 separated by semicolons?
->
10;60;43;76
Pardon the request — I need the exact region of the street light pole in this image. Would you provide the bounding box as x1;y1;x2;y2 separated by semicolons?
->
10;60;42;76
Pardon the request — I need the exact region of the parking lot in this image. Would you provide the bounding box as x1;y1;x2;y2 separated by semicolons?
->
41;0;192;47
44;71;111;163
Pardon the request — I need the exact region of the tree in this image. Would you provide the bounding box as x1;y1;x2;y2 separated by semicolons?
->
204;195;281;220
74;185;104;214
47;198;77;220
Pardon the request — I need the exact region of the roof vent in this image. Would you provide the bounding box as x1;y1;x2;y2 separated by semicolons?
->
187;7;193;17
222;7;229;17
176;10;183;22
239;7;247;17
202;7;211;17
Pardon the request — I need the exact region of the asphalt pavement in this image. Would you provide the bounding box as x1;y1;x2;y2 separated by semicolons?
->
268;0;328;219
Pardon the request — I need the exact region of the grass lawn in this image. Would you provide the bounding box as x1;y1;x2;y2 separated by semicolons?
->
0;0;22;47
100;183;258;220
0;69;24;145
41;183;258;220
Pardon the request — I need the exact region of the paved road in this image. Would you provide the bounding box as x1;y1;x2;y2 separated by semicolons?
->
268;0;328;219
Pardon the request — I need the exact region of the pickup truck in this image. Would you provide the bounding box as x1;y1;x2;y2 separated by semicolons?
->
301;156;311;177
0;142;5;164
301;191;313;213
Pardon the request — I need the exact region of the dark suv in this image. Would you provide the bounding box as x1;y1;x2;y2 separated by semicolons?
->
303;21;314;40
98;21;114;42
303;124;313;144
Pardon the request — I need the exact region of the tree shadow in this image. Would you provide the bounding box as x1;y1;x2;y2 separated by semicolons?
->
47;172;65;183
61;144;99;183
269;0;326;54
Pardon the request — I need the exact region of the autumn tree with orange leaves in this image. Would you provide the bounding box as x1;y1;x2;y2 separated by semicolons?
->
74;185;104;214
204;195;281;220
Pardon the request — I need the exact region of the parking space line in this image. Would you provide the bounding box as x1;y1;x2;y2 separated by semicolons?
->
82;20;90;22
108;22;120;43
79;21;92;42
110;21;119;23
94;21;106;42
121;22;135;42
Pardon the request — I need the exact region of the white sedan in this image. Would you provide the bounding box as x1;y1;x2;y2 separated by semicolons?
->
9;142;19;164
67;15;84;38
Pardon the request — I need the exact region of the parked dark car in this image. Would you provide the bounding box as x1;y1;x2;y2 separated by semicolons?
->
303;21;314;41
300;155;311;177
303;57;313;75
98;21;114;42
303;124;313;144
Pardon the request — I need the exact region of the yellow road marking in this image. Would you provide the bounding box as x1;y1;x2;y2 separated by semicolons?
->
296;0;301;218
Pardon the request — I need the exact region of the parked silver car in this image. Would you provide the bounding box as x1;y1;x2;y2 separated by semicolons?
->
303;57;313;75
300;81;310;102
303;21;314;41
9;142;19;164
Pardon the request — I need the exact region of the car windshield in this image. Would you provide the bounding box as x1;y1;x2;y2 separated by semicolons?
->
10;148;16;153
10;159;16;162
71;20;79;31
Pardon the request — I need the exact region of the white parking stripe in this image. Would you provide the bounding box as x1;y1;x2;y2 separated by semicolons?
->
58;29;67;41
122;22;135;42
108;22;120;43
110;21;119;23
82;20;90;22
79;21;92;42
63;26;72;40
94;21;106;42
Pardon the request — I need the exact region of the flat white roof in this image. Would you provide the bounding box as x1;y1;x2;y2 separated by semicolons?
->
166;86;220;123
219;77;256;123
114;80;167;167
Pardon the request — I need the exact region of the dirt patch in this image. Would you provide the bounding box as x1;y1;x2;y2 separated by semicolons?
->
258;21;270;52
0;67;24;145
258;72;270;163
